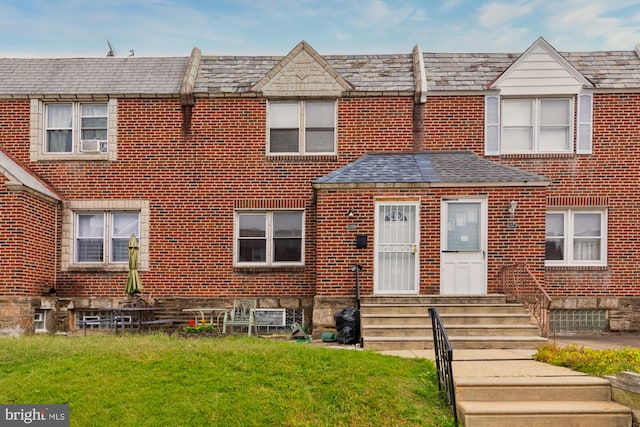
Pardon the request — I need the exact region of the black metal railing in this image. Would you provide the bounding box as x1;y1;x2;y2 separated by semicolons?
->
428;307;457;426
502;262;552;337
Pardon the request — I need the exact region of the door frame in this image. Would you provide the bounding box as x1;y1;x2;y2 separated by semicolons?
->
373;200;420;295
439;198;488;295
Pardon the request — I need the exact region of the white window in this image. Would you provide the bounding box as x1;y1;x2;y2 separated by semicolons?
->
45;102;108;154
235;211;304;265
268;100;335;154
34;310;47;332
546;209;607;266
502;98;572;153
75;211;140;264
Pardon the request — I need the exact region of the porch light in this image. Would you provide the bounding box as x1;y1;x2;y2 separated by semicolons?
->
346;209;355;218
508;201;518;217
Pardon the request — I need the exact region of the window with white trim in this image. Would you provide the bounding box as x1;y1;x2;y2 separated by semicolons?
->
485;94;594;156
235;211;304;265
75;211;140;264
502;98;572;153
268;100;335;154
545;209;607;266
45;102;108;153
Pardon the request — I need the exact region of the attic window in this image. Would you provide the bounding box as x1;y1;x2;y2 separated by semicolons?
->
268;100;336;155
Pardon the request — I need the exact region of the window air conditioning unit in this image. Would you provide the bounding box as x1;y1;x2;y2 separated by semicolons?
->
80;139;102;153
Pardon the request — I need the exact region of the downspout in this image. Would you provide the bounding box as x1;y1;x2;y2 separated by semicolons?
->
412;44;428;151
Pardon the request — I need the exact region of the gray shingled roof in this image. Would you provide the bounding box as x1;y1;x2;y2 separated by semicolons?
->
314;151;549;185
0;47;638;96
0;57;189;96
194;54;414;95
424;51;640;91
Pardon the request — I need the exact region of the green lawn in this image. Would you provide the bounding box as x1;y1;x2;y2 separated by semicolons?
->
0;335;454;426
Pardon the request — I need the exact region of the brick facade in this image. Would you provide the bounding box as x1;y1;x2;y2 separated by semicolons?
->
2;39;640;334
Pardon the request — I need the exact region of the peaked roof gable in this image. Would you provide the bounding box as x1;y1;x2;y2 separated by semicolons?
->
0;148;61;202
489;37;593;95
251;41;353;97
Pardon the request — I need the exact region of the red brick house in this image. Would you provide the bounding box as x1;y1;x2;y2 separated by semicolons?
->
1;37;639;336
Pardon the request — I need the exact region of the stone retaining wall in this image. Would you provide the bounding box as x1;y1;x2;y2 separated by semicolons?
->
607;371;640;427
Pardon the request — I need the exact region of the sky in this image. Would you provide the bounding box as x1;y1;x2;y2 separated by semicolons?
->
1;0;640;58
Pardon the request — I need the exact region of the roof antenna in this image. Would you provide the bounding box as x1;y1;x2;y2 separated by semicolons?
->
106;39;116;57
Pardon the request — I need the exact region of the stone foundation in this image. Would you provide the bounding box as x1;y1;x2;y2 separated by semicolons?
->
0;295;314;336
311;296;358;339
550;297;640;333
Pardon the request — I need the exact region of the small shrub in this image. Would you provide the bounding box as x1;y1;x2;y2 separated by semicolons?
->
534;344;640;377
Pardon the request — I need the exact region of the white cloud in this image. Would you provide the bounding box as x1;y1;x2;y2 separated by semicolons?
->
477;0;539;27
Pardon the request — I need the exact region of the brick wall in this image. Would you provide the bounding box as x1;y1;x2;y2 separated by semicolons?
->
314;186;546;297
421;93;640;298
0;188;58;296
0;95;416;300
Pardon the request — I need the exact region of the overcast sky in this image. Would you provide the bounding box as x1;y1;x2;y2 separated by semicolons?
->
1;0;639;57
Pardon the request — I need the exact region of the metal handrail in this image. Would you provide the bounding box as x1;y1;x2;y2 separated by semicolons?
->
429;307;458;426
502;262;552;337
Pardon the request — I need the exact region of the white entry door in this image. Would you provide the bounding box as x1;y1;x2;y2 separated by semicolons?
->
440;199;487;295
375;202;420;294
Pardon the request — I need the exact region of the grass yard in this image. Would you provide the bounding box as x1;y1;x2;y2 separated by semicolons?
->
0;335;454;427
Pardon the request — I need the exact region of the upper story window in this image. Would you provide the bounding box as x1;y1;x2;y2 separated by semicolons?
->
268;100;336;155
46;103;108;153
31;98;117;161
235;210;304;266
75;211;139;264
502;98;571;153
485;94;593;156
545;209;607;266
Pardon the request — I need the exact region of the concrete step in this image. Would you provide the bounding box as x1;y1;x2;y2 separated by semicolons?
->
362;324;541;337
361;303;527;316
363;335;547;351
456;376;612;401
361;313;430;326
444;324;541;336
361;295;508;305
458;400;632;427
440;313;534;325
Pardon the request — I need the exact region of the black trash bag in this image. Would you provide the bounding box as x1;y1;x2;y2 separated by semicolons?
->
334;307;360;345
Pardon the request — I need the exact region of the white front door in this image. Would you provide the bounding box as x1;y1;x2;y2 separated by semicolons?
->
440;199;487;295
374;202;420;294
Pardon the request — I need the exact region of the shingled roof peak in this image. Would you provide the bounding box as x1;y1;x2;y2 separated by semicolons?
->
250;40;354;96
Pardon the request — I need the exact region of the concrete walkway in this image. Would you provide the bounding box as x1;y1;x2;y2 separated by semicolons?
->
377;334;638;426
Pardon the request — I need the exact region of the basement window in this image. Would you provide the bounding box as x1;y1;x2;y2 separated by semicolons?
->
549;309;607;334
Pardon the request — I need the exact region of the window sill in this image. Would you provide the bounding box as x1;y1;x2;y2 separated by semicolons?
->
234;265;305;274
545;265;609;271
266;154;338;163
67;264;130;273
499;153;575;160
36;153;111;162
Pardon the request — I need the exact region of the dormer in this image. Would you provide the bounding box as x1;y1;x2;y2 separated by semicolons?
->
489;37;592;95
485;37;595;156
253;41;353;157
